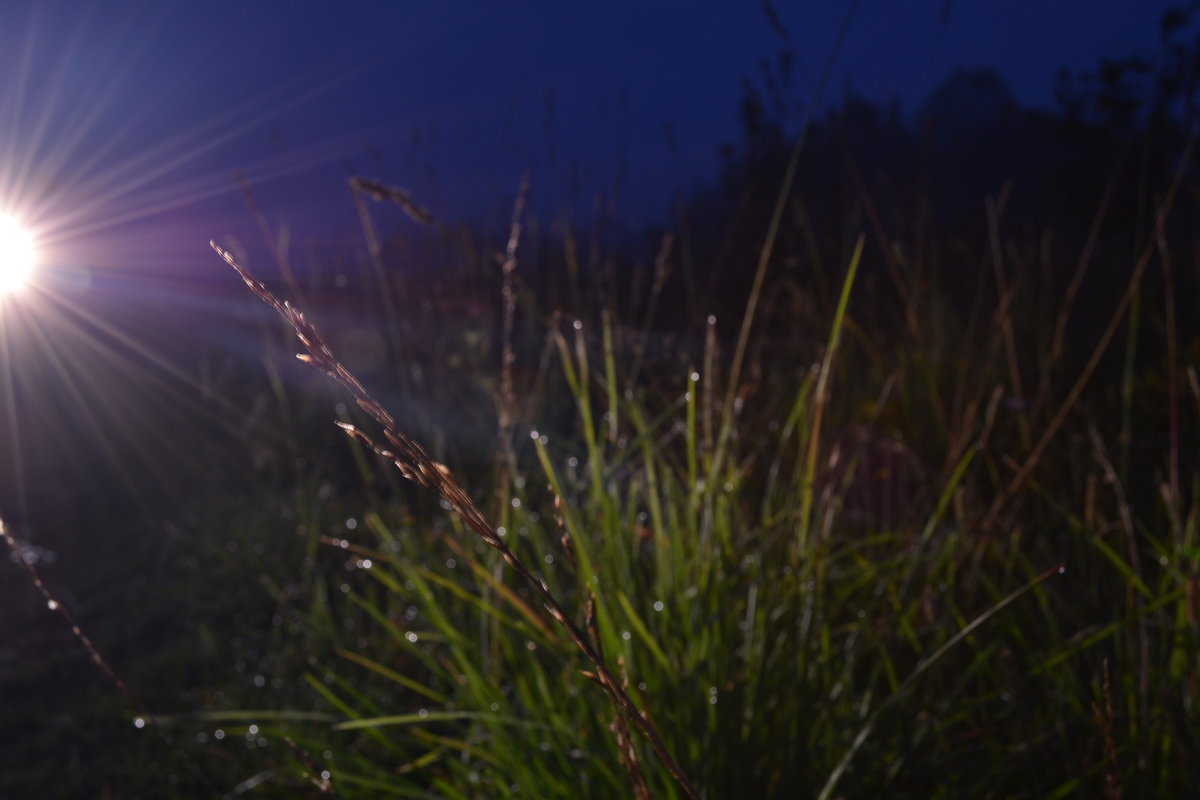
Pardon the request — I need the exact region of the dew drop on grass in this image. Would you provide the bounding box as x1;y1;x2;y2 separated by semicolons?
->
418;708;428;719
446;558;456;569
653;601;664;612
133;717;145;729
214;729;225;741
526;641;536;651
405;632;418;643
46;600;58;610
622;631;631;641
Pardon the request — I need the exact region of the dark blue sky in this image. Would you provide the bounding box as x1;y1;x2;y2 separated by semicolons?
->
0;0;1179;278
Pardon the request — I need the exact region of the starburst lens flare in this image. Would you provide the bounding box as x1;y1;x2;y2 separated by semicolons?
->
0;215;36;296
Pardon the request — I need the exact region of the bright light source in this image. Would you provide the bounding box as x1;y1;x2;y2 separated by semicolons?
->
0;215;36;296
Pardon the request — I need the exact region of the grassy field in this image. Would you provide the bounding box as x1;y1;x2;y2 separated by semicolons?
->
3;125;1200;799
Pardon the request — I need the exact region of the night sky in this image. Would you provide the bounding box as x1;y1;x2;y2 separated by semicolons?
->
0;0;1179;279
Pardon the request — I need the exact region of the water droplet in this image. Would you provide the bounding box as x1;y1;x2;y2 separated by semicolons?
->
46;600;58;610
405;632;418;643
622;631;631;640
653;601;664;612
133;717;145;729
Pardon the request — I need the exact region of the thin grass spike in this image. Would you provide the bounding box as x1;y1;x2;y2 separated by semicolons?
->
210;240;699;799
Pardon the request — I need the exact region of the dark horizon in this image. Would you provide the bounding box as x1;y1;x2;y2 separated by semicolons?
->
0;1;1180;267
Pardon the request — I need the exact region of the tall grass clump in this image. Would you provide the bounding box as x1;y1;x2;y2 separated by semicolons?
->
188;149;1192;798
194;126;1200;798
7;100;1199;798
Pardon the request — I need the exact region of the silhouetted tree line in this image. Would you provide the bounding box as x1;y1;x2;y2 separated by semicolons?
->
667;5;1200;354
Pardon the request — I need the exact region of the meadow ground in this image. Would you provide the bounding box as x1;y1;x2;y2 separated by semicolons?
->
2;143;1199;798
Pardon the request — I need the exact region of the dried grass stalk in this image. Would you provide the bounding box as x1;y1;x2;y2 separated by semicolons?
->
210;241;698;799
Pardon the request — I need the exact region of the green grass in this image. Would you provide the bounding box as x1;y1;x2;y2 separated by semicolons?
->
5;152;1199;797
189;179;1198;797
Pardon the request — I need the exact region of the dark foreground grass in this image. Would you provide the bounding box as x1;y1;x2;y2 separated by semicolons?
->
5;152;1200;797
200;168;1195;796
